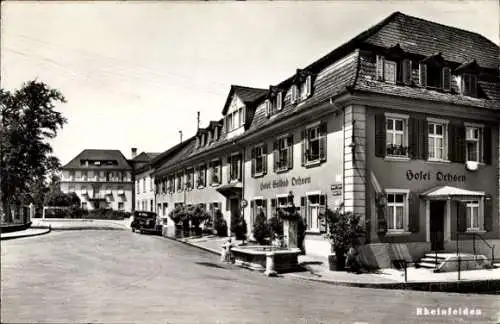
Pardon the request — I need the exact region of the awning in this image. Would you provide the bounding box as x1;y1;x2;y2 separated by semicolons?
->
421;186;485;201
216;182;243;197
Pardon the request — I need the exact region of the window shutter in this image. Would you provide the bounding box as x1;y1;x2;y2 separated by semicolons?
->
238;155;242;181
375;114;386;157
271;199;276;215
376;55;384;81
483;125;492;164
319;195;327;233
227;156;231;183
262;199;267;218
484;198;493;232
263;143;268;175
273;140;279;172
419;63;427;87
277;92;282;111
251;148;256;177
421;119;429;160
408;192;419;233
319;122;327;162
442;67;451;91
265;99;271;117
402;59;411;84
288;135;294;170
455;125;466;163
306;75;312;97
408;118;417;159
242;107;246;126
301;130;306;166
457;202;467;233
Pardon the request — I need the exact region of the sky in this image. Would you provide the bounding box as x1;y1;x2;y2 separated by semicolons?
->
1;0;498;165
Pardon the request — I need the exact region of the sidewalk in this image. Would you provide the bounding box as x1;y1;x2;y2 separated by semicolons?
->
166;234;500;293
1;226;51;240
31;218;131;231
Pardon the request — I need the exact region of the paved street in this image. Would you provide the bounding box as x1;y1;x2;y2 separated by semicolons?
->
1;231;499;324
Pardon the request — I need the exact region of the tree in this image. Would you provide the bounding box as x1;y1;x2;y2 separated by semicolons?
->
1;81;67;222
253;209;270;245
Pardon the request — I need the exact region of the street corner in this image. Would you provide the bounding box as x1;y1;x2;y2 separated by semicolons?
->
0;226;51;241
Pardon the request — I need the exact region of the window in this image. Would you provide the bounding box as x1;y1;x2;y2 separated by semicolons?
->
210;160;221;185
210;202;221;223
386;116;408;157
277;196;288;209
384;60;397;84
466;201;480;231
69;171;75;181
82;171;88;181
227;114;233;131
299;75;312;100
386;192;408;232
136;180;139;193
94;161;101;166
304;123;327;164
185;169;194;190
304;194;326;232
197;164;207;188
275;136;293;171
69;186;75;193
426;65;442;88
466;126;482;162
462;73;477;97
118;202;124;211
251;145;267;177
250;199;267;226
428;122;447;160
82;202;87;210
291;85;299;104
276;92;283;111
238;108;243;125
176;173;183;191
229;154;242;182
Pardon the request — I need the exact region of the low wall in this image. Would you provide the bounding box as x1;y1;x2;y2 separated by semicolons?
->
444;239;500;261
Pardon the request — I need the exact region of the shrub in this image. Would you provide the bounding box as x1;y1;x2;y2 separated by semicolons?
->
253;209;270;245
324;205;364;253
268;215;283;237
213;209;227;237
234;217;247;241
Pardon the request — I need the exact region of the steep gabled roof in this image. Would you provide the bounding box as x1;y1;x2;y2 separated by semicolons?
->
363;12;499;69
152;137;198;178
221;85;268;115
62;149;132;170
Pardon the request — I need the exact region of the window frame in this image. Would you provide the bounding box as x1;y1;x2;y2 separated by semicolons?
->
385;189;410;233
427;118;449;162
384;113;409;158
276;135;292;172
229;153;242;182
465;200;481;231
304;192;326;233
254;144;265;176
384;59;397;84
305;123;322;164
465;124;484;163
210;159;222;186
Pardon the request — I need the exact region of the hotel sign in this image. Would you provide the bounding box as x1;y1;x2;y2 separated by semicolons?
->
259;176;311;191
406;170;466;182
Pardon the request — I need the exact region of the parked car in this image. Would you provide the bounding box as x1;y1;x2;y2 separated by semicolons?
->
131;211;162;235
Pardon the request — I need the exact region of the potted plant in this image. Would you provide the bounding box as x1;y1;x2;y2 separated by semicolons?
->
213;209;227;237
324;205;364;271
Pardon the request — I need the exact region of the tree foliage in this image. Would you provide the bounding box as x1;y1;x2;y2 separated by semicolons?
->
1;80;67;221
253;209;270;245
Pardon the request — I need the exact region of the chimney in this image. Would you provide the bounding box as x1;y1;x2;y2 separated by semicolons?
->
197;111;200;131
179;130;183;143
131;148;137;158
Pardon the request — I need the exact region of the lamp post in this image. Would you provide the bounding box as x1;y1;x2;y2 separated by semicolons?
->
454;196;460;281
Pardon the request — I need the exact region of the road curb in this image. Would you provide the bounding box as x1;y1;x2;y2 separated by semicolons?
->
163;235;221;256
287;273;500;293
0;226;51;241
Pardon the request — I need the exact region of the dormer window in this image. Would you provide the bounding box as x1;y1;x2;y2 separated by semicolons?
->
376;55;412;85
300;75;312;100
276;92;283;111
418;53;451;91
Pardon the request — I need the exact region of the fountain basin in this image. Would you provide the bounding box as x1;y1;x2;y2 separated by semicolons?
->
231;246;301;273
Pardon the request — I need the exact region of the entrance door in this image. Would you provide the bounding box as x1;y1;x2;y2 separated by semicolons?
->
430;201;445;251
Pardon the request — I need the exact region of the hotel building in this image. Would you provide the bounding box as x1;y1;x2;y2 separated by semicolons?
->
151;12;500;263
60;149;134;212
